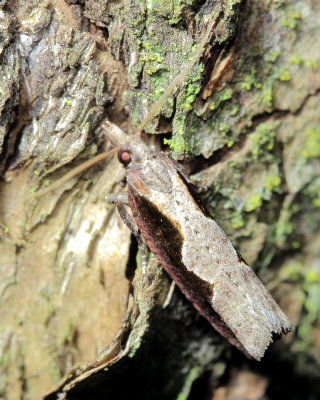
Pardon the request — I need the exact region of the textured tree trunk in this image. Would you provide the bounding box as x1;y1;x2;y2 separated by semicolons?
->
0;0;319;399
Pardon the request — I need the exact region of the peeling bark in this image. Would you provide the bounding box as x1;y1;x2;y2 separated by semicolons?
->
0;1;319;399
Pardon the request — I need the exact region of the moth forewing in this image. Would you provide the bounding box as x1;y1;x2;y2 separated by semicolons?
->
105;123;293;360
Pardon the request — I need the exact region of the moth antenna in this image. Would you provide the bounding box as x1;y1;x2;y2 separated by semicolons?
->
32;147;119;198
136;14;219;135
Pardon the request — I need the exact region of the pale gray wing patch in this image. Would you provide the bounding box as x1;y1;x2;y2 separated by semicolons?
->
127;160;173;194
237;264;292;333
143;161;173;193
211;261;293;360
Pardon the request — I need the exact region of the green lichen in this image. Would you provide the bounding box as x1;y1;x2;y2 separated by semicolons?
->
257;47;295;110
274;197;299;247
219;122;230;135
266;51;280;63
230;104;239;115
123;0;245;158
261;79;274;110
230;211;245;229
301;127;320;160
243;172;282;213
264;175;281;191
250;123;275;159
290;55;303;65
43;179;51;187
306;60;319;70
150;0;192;25
295;272;320;356
305;269;320;284
176;367;200;400
281;10;301;30
208;87;233;111
277;67;291;81
181;81;202;111
304;180;320;208
164;127;193;154
128;342;141;358
215;0;243;43
0;222;9;234
280;261;304;282
240;67;261;91
275;219;294;241
245;192;263;212
219;87;233;102
140;41;167;75
163;64;203;155
125;27;198;131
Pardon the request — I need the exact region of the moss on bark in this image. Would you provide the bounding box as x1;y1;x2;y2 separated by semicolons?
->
0;0;319;399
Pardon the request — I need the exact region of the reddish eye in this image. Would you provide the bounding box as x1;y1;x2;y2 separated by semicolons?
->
117;150;132;165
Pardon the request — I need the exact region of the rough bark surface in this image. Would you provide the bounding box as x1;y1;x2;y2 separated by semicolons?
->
0;0;319;399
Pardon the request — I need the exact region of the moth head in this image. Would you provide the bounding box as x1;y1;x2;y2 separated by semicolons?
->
116;140;152;166
104;121;153;166
117;149;132;166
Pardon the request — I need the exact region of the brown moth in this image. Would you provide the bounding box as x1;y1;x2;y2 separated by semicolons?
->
100;14;293;360
35;12;293;361
104;122;293;361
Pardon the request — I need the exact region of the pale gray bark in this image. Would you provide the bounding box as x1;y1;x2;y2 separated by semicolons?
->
0;1;319;399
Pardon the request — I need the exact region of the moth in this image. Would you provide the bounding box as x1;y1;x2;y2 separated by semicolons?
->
35;15;293;361
99;19;293;360
104;122;293;361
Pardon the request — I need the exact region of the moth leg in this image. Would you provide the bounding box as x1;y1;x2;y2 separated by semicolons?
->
106;192;139;237
106;192;149;271
106;192;129;206
117;204;149;272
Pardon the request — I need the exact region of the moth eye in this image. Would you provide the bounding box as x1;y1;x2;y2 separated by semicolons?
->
117;149;132;166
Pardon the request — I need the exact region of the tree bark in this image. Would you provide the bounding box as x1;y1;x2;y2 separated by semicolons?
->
0;0;319;399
